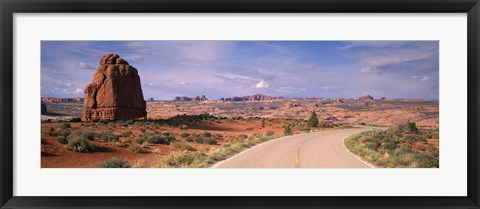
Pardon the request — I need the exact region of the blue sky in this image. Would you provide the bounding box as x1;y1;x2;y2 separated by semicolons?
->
41;41;439;100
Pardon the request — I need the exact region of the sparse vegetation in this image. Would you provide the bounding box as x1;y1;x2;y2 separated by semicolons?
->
67;135;95;152
172;141;195;151
284;125;293;135
99;131;119;142
344;122;439;168
128;145;145;153
98;157;131;168
56;136;68;144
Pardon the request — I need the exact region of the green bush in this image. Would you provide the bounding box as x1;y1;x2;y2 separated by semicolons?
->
135;137;145;145
67;135;95;152
100;131;119;142
139;128;146;133
203;132;212;137
145;135;176;145
266;131;275;136
163;131;173;136
128;145;145;153
71;129;96;140
120;131;133;137
56;136;68;144
203;138;217;145
180;132;190;138
97;157;131;168
284;125;293;135
408;121;419;134
172;142;195;151
56;129;70;137
60;123;71;129
356;121;366;125
382;142;397;150
166;153;195;167
307;111;319;127
179;125;188;130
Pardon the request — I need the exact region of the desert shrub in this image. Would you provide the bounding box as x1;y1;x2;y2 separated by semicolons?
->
203;138;217;145
165;153;195;167
408;121;419;134
56;129;70;137
307;111;319;127
266;131;275;136
198;112;213;120
208;152;225;161
172;142;195;151
56;136;68;144
139;128;146;133
238;134;248;140
135;137;145;145
71;129;96;140
97;157;131;168
180;132;190;138
60;123;71;129
163;131;173;136
397;144;414;155
214;133;223;138
261;119;266;128
126;120;134;125
185;137;193;142
283;125;293;135
67;135;95;152
194;137;204;144
47;128;58;137
69;118;82;122
179;125;188;130
99;119;109;124
120;131;132;137
245;127;253;131
365;142;379;150
203;132;212;137
145;135;176;145
100;131;119;142
128;145;145;153
356;121;366;125
382;142;397;150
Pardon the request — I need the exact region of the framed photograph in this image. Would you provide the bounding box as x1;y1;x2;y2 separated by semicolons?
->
1;0;479;208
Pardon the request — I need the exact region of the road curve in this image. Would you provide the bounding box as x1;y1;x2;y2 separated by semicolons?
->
212;128;373;168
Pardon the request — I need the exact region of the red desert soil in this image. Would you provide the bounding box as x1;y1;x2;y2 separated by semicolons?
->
41;118;305;168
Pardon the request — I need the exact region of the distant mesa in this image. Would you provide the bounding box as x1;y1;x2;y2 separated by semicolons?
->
174;95;208;102
220;94;280;102
358;95;374;101
83;53;147;121
41;96;84;104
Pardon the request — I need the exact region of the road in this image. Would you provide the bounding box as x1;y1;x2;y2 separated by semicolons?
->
212;127;374;168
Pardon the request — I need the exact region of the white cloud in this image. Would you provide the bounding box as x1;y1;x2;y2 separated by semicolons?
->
177;81;189;85
74;88;83;94
420;76;430;81
76;62;95;69
255;80;270;88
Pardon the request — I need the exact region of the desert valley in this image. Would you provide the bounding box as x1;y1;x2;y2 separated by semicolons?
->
41;41;440;168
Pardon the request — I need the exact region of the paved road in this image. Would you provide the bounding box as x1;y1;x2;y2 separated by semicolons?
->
212;128;374;168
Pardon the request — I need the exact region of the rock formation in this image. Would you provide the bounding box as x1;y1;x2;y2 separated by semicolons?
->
221;94;278;102
173;95;208;102
41;96;84;104
359;95;374;101
82;53;146;121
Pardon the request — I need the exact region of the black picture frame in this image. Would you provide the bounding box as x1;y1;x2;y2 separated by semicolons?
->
1;0;479;208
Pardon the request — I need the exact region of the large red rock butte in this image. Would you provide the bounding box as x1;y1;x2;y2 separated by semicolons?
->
82;53;146;121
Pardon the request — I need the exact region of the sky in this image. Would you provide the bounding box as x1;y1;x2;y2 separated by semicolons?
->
41;41;439;100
